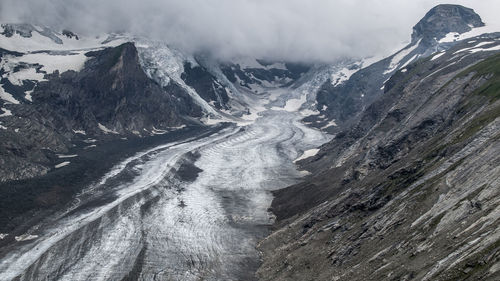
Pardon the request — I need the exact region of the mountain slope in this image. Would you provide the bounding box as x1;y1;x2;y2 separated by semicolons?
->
311;4;485;133
258;35;500;281
0;37;200;181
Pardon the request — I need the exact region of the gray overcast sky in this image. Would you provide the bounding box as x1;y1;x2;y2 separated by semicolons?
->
1;0;499;62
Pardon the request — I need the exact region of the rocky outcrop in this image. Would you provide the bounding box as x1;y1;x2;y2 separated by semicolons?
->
258;37;500;280
411;4;484;45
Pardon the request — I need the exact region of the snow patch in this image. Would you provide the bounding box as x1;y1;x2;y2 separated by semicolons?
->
298;170;312;176
7;67;45;85
98;123;119;134
167;125;187;130
0;86;20;104
293;149;320;163
57;154;78;159
16;52;88;74
24;90;33;102
72;129;86;135
55;162;70;168
15;234;39;242
454;41;496;54
151;126;168;135
439;22;500;43
300;108;320;117
272;94;307;112
0;107;13;117
439;32;461;43
321;120;337;130
330;66;359;87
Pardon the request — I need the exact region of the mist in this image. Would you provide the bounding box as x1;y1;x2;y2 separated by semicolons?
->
1;0;499;62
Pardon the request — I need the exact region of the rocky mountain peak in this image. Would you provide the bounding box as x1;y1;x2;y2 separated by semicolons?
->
411;4;484;45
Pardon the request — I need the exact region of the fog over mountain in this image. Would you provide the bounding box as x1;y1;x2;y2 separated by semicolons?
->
1;0;499;62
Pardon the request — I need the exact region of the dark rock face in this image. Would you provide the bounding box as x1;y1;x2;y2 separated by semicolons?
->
181;61;230;109
1;24;33;38
411;4;484;45
220;61;310;90
62;30;79;40
314;59;389;133
258;37;500;281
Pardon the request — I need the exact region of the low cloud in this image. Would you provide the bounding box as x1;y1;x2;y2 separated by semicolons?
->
1;0;499;62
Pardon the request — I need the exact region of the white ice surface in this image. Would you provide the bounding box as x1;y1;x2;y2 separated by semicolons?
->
439;23;500;43
14;52;88;74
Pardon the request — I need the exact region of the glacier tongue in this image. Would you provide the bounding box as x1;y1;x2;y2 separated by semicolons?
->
0;66;332;280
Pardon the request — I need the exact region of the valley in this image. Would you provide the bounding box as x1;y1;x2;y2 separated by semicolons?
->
0;3;499;281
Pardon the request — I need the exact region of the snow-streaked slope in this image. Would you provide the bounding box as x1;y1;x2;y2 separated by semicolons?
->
135;40;219;117
384;39;422;74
